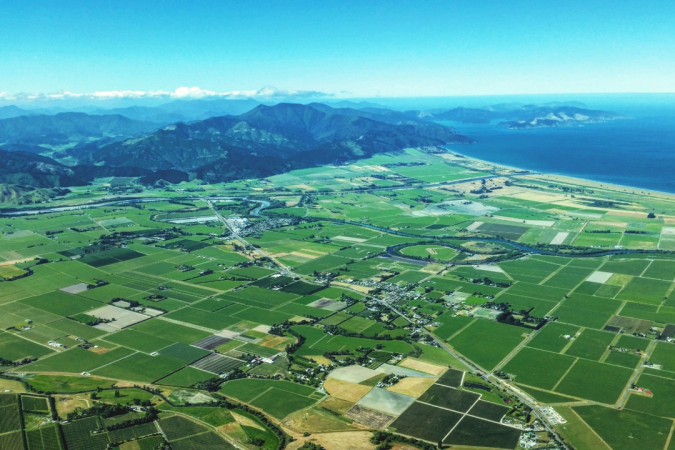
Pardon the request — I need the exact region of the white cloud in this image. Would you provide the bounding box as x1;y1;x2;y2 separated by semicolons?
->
223;86;331;99
0;86;333;103
171;86;217;98
90;90;151;99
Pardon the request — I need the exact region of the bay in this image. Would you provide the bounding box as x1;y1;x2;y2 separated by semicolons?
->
442;103;675;193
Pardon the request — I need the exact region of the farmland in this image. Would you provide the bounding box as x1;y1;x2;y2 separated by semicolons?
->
1;148;675;448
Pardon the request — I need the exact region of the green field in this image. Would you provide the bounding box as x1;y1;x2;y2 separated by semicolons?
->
2;147;675;447
555;359;633;404
220;378;320;419
448;320;527;370
653;339;675;369
26;374;115;393
564;329;614;360
21;395;49;412
625;373;675;418
527;322;580;352
574;405;673;450
158;415;210;441
400;244;458;261
554;294;619;329
91;352;186;382
503;347;575;390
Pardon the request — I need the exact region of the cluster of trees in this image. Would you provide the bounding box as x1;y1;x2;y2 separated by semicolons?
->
379;373;405;387
0;356;36;366
321;346;387;367
496;311;546;330
270;318;316;336
321;324;405;342
67;402;131;421
297;194;317;207
285;331;306;354
298;442;325;450
106;407;159;431
370;431;436;450
208;397;290;448
468;276;512;288
191;372;246;392
192;377;225;393
110;298;140;307
71;314;113;327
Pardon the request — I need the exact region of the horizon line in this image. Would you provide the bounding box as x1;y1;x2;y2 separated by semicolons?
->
2;87;675;104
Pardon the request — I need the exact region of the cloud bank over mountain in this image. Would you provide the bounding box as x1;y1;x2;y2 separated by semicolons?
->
0;86;333;104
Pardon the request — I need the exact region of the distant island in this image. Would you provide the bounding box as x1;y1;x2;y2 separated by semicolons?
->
433;104;626;129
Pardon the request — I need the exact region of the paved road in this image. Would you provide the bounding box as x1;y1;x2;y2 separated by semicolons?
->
372;294;569;448
615;339;657;408
207;200;294;277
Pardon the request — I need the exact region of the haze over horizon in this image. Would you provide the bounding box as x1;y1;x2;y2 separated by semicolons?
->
2;0;674;102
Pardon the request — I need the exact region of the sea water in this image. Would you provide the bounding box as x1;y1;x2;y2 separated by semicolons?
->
369;94;675;194
442;100;675;194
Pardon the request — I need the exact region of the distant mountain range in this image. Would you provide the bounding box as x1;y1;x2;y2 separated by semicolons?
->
85;98;262;125
71;102;471;182
0;102;471;200
0;148;160;188
0;112;159;153
0;183;71;205
432;104;626;128
0;105;32;120
0;100;628;204
0;149;83;188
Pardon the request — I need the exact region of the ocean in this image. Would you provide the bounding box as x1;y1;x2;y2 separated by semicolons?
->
374;94;675;194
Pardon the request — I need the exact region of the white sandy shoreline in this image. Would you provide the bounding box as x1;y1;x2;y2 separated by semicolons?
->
445;146;675;198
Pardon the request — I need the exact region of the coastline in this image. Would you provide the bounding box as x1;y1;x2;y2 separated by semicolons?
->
446;147;675;199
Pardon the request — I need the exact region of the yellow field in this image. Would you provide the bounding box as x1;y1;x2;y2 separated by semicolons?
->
252;324;271;333
290;251;322;259
305;355;333;366
217;421;249;443
119;441;141;450
287;431;375;450
323;378;372;403
283;407;358;433
290;316;310;323
0;378;26;393
54;395;90;416
0;264;27;279
512;191;568;203
331;281;371;293
607;273;632;287
89;346;111;354
333;235;367;243
420;263;444;274
259;335;291;350
232;411;265;430
318;397;355;415
0;257;34;265
606;209;648;218
399;357;446;376
594;221;627;228
387;377;436;398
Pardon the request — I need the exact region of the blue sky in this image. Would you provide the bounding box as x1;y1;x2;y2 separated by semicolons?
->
1;0;674;99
